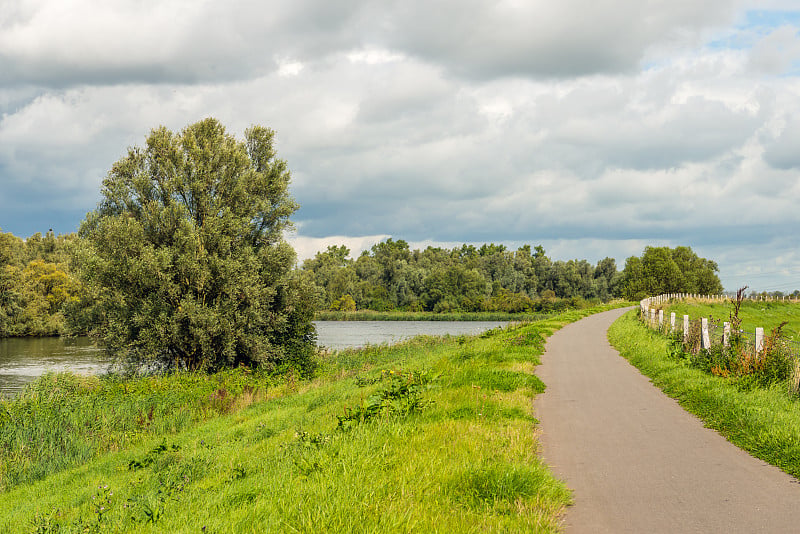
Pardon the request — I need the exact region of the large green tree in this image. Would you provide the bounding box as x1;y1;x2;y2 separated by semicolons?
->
79;118;317;373
621;246;723;300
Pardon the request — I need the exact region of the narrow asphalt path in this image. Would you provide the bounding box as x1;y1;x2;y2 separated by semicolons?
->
535;308;800;533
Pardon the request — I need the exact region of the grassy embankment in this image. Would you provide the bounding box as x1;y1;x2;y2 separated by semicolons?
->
0;302;628;532
608;305;800;480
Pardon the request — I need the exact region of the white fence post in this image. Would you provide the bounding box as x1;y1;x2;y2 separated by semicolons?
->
658;310;664;328
670;312;676;332
683;315;690;343
755;327;764;355
701;318;711;349
723;322;730;347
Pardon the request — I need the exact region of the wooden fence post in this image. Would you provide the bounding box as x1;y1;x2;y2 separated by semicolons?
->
755;327;764;355
701;318;711;349
683;315;689;343
723;322;730;347
670;312;676;332
658;310;664;328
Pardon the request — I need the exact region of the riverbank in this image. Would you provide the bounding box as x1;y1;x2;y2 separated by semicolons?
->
315;310;550;321
0;302;629;532
314;299;622;322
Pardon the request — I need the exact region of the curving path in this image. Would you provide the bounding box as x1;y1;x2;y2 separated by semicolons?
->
535;308;800;533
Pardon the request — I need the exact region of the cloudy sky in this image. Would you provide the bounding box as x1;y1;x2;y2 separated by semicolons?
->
1;0;799;292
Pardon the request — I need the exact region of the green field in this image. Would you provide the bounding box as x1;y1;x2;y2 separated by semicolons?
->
0;303;628;533
660;300;800;340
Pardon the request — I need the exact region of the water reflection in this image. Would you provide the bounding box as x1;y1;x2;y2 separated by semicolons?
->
0;337;109;397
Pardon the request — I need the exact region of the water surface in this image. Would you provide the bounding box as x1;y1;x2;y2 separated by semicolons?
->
0;321;507;396
313;320;507;350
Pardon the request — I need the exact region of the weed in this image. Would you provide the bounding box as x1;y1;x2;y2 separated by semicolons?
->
229;464;247;481
0;304;629;533
508;331;545;350
128;442;180;470
337;369;436;430
208;388;233;414
290;430;335;476
30;510;63;533
91;484;113;523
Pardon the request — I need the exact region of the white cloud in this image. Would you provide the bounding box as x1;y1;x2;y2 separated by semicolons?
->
288;233;390;263
747;25;800;74
1;0;800;291
276;60;304;78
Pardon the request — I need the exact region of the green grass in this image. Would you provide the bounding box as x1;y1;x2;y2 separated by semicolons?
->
608;311;800;479
661;299;800;339
0;302;630;533
0;368;286;491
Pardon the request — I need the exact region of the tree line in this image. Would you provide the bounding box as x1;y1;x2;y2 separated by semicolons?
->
0;225;728;337
301;241;726;312
302;240;621;313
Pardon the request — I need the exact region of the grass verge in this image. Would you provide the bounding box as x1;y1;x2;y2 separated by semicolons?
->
0;302;628;532
608;311;800;479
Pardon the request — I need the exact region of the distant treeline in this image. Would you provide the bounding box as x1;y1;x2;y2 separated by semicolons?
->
0;225;730;336
301;240;622;313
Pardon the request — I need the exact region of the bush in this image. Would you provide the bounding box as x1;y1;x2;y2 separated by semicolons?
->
78;118;317;373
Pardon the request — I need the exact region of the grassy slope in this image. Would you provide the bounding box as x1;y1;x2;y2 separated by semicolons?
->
0;303;629;533
608;311;800;479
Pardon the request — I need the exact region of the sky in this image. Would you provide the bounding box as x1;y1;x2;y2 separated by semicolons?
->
1;1;800;293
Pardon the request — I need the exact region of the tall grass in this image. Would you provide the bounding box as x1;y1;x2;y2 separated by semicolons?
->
0;302;628;532
0;368;285;491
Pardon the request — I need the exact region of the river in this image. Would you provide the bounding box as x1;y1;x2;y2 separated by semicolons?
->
0;321;507;396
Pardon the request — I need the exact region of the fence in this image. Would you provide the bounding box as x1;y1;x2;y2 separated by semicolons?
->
638;293;800;357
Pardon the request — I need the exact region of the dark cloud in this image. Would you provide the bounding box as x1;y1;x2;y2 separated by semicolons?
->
0;0;740;89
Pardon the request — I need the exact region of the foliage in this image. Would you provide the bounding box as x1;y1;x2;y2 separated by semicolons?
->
0;228;84;337
303;240;623;312
77;118;317;373
336;369;437;430
621;246;722;300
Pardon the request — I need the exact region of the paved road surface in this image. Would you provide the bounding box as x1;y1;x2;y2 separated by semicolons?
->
536;308;800;533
